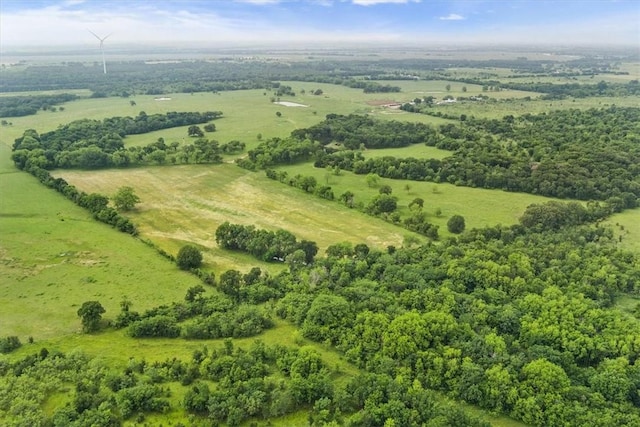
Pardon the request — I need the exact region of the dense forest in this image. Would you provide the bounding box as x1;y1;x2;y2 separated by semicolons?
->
248;109;640;205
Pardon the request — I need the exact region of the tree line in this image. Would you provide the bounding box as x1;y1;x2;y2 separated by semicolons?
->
240;108;638;209
215;222;318;264
0;93;78;117
15;164;138;235
11;111;232;170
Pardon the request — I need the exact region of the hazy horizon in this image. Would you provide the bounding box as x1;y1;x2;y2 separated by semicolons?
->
1;0;639;51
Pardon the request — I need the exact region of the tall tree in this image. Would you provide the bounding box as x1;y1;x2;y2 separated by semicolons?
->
77;301;106;332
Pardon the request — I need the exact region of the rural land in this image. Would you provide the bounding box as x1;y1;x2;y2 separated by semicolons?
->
1;33;640;427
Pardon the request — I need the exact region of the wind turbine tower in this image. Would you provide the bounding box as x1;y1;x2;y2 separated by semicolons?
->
88;30;112;74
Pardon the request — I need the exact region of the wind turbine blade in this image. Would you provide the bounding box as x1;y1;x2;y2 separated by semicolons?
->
88;29;103;41
103;33;113;41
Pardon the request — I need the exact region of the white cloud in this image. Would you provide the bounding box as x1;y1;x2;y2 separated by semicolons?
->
352;0;420;6
439;13;465;20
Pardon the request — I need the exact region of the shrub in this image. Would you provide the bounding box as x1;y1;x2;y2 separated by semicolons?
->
177;245;203;270
0;336;22;353
447;215;466;234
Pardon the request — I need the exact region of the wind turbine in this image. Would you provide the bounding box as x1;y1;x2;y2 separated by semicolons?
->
88;30;112;74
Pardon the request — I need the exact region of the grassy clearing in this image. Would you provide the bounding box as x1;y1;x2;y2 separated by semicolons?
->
361;144;452;160
604;208;640;254
375;79;539;100
9;316;359;426
278;162;557;238
55;163;408;273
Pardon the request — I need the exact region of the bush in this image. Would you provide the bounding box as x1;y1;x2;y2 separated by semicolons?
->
447;215;466;234
0;336;22;353
177;245;203;270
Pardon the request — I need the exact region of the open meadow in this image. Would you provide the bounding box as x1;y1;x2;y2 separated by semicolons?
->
0;143;203;340
55;163;409;272
275;163;560;237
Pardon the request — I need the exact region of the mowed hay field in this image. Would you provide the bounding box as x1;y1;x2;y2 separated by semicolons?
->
55;164;408;272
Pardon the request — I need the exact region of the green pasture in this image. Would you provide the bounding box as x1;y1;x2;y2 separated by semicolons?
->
112;85;452;152
0;88;93;98
277;162;557;238
374;79;539;100
361;144;452;160
55;163;409;273
0;144;202;341
426;95;640;119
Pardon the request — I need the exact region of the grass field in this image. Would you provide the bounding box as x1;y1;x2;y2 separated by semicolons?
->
277;162;559;237
425;95;640;119
0;144;202;340
373;79;539;100
55;163;409;273
605;209;640;253
361;144;452;160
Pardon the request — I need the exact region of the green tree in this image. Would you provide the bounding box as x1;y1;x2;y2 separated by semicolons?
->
77;301;106;332
366;173;380;188
276;111;282;118
446;84;451;92
176;245;203;270
188;125;204;137
204;123;216;132
219;269;242;302
185;285;206;303
367;194;397;215
112;186;140;211
409;197;424;210
447;215;466;234
379;185;393;195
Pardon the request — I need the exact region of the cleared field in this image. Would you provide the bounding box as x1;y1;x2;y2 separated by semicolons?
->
375;79;540;100
605;209;640;253
426;95;640;119
116;86;452;151
277;163;558;237
361;144;452;160
55;163;409;272
0;144;202;340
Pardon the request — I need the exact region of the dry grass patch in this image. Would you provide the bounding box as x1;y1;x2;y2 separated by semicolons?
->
56;164;406;272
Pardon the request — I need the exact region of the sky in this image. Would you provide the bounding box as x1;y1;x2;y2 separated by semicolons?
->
1;0;639;49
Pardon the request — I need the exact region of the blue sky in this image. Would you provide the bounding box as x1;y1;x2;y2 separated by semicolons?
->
1;0;639;47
